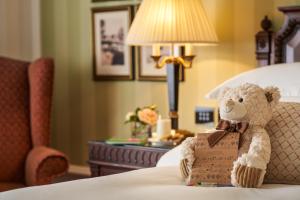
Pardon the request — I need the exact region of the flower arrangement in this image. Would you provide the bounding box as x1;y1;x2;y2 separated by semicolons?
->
125;105;158;138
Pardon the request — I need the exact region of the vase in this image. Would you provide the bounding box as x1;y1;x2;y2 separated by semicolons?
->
131;122;152;141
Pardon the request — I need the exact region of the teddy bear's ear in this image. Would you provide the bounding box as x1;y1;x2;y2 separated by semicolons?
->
264;86;281;107
217;87;231;101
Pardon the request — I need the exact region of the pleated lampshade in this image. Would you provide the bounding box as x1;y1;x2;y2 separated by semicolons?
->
126;0;218;46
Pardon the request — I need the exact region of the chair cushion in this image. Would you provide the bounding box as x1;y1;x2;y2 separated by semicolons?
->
0;182;25;192
0;57;31;182
265;102;300;184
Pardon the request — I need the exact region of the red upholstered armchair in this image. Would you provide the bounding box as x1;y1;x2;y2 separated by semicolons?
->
0;57;68;192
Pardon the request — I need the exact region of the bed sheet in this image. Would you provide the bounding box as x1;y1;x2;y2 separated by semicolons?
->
1;166;300;200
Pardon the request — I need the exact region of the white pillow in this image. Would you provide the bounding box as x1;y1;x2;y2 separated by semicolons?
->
280;96;300;103
206;62;300;102
156;145;182;167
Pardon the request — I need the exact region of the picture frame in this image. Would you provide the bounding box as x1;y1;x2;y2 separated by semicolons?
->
91;6;134;81
137;46;185;81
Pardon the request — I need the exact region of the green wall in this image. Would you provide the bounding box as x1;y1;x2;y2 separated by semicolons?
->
41;0;300;165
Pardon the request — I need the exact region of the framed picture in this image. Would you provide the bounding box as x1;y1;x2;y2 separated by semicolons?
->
137;46;185;81
91;6;134;81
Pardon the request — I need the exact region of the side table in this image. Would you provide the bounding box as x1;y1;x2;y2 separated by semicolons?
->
88;141;171;177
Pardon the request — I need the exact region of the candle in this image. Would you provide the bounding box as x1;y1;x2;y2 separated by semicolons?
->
156;116;171;139
171;129;176;137
173;45;180;57
185;44;193;56
152;132;158;138
152;44;160;56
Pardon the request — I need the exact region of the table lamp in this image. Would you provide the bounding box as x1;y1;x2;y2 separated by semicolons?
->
126;0;218;129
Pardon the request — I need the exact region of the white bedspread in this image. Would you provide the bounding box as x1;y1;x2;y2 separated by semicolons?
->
1;167;300;200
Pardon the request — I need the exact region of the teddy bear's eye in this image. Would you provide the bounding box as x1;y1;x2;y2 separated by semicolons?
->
238;98;244;103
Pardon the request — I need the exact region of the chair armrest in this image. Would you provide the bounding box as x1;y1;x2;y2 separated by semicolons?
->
25;146;68;186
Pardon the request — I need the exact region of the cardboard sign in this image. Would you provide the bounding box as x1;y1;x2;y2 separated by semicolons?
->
188;132;240;186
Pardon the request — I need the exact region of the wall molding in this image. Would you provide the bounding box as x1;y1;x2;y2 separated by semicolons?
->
69;164;91;176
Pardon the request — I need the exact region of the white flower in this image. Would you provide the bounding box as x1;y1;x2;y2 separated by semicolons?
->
125;112;135;121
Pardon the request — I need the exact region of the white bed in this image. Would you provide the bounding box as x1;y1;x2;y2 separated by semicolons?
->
1;143;300;200
2;166;300;200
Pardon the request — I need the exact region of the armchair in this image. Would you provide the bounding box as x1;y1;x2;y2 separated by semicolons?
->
0;57;68;192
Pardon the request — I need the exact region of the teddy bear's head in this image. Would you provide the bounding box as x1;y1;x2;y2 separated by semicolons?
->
218;83;280;126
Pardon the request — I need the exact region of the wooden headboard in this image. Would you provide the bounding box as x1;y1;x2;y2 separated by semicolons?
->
255;6;300;66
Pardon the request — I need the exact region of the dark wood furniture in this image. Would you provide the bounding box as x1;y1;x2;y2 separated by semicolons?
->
256;6;300;66
255;16;274;66
88;141;170;177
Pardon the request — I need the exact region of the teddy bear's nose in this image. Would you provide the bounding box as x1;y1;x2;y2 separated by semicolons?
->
226;99;235;107
224;99;235;112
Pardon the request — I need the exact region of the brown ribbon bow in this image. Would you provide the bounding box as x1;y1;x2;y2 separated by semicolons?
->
207;120;249;148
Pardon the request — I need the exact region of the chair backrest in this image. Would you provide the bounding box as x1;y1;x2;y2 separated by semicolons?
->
29;58;54;147
0;57;54;183
0;57;32;182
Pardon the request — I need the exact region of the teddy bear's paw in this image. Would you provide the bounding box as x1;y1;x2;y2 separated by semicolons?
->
180;159;189;179
235;164;263;188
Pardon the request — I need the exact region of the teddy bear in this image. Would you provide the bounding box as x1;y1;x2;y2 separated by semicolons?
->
180;83;280;188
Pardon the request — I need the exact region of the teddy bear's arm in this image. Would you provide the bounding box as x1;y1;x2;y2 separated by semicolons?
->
180;137;196;179
247;127;272;168
231;127;271;187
